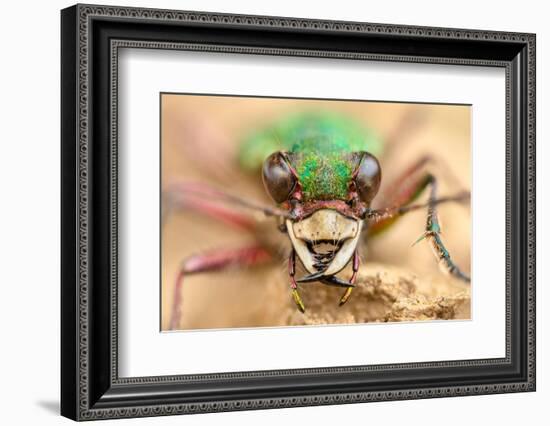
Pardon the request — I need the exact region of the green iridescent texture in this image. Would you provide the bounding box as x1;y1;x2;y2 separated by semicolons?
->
238;111;383;201
291;138;355;200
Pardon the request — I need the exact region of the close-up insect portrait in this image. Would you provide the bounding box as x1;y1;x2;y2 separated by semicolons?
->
161;94;472;331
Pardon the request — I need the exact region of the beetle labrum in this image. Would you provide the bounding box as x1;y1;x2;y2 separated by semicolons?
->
164;111;470;329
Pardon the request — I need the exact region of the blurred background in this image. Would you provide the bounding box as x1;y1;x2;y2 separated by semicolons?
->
161;94;471;331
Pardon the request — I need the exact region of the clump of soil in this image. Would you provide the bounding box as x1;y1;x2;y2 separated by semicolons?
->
275;263;470;327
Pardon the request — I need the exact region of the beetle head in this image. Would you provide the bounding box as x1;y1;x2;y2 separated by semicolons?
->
262;151;381;277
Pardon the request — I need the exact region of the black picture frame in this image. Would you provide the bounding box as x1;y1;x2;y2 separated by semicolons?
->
61;3;536;421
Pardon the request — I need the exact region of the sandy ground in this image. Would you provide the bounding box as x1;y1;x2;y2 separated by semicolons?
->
161;96;471;330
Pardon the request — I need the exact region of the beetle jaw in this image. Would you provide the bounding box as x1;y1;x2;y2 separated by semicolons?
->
286;209;363;278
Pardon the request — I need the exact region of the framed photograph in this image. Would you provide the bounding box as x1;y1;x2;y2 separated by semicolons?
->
61;4;536;421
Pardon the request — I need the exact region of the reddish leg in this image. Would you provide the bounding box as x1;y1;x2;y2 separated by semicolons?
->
164;191;257;231
369;155;469;236
169;245;272;330
288;249;305;313
375;154;467;207
374;155;431;209
164;180;290;228
338;250;360;306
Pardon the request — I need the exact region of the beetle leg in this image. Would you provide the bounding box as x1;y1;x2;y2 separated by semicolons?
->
164;190;258;231
169;245;272;330
412;176;471;281
289;249;305;313
368;173;470;282
163;180;291;228
339;250;359;306
368;152;469;236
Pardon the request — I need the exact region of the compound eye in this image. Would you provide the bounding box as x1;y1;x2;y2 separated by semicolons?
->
354;152;381;203
262;152;297;203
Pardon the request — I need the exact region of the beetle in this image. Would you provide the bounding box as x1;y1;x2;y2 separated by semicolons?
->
164;110;470;330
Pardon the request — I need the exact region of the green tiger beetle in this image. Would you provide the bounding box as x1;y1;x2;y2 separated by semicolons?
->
164;110;470;330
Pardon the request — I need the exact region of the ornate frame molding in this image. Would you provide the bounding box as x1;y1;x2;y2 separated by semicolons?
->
61;4;535;420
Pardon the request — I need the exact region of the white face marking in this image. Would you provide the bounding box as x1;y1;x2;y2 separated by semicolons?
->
286;209;363;276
